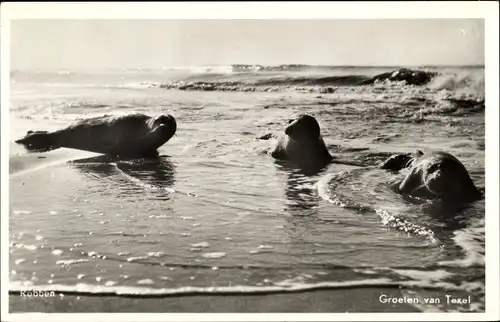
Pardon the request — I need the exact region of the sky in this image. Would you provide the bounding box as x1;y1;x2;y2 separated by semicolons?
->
10;19;484;70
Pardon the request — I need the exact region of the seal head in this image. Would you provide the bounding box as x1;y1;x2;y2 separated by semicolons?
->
285;115;322;143
146;114;177;147
271;114;332;175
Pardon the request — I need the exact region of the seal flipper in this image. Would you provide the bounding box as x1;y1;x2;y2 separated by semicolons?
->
398;166;422;195
271;148;287;160
15;131;61;153
270;137;288;160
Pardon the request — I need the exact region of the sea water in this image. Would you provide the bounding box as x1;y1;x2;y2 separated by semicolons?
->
8;65;485;312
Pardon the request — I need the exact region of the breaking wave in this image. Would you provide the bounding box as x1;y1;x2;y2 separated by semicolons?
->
139;67;483;93
11;66;484;95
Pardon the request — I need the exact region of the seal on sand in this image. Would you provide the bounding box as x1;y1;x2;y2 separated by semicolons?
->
270;114;333;175
381;150;482;203
15;113;177;158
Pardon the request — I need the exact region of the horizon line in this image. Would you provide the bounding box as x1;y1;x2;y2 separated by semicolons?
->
10;64;486;72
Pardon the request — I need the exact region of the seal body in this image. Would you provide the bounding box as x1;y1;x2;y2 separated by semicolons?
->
270;114;333;174
382;151;482;203
15;113;177;158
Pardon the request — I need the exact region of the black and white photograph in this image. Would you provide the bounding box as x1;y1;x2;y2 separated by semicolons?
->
1;2;499;321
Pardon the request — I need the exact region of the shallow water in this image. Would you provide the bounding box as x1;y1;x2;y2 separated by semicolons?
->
9;66;485;312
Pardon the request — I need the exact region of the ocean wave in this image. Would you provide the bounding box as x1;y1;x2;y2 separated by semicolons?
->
148;74;370;92
13;67;483;95
360;68;437;86
141;68;484;93
428;70;485;93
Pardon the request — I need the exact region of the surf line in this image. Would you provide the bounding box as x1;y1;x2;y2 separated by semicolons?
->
8;278;466;299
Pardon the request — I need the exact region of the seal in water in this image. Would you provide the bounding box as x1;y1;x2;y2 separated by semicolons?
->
15;113;177;158
269;114;333;175
380;150;482;203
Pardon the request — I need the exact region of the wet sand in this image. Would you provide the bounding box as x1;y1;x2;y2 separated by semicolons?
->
9;288;419;313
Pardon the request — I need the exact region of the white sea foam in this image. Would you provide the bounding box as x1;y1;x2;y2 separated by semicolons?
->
202;252;226;259
56;259;89;266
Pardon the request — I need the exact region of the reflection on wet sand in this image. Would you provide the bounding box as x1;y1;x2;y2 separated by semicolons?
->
271;159;323;216
69;155;176;200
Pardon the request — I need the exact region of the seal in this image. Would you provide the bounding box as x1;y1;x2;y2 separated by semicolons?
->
15;113;177;158
270;114;333;175
380;150;483;203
